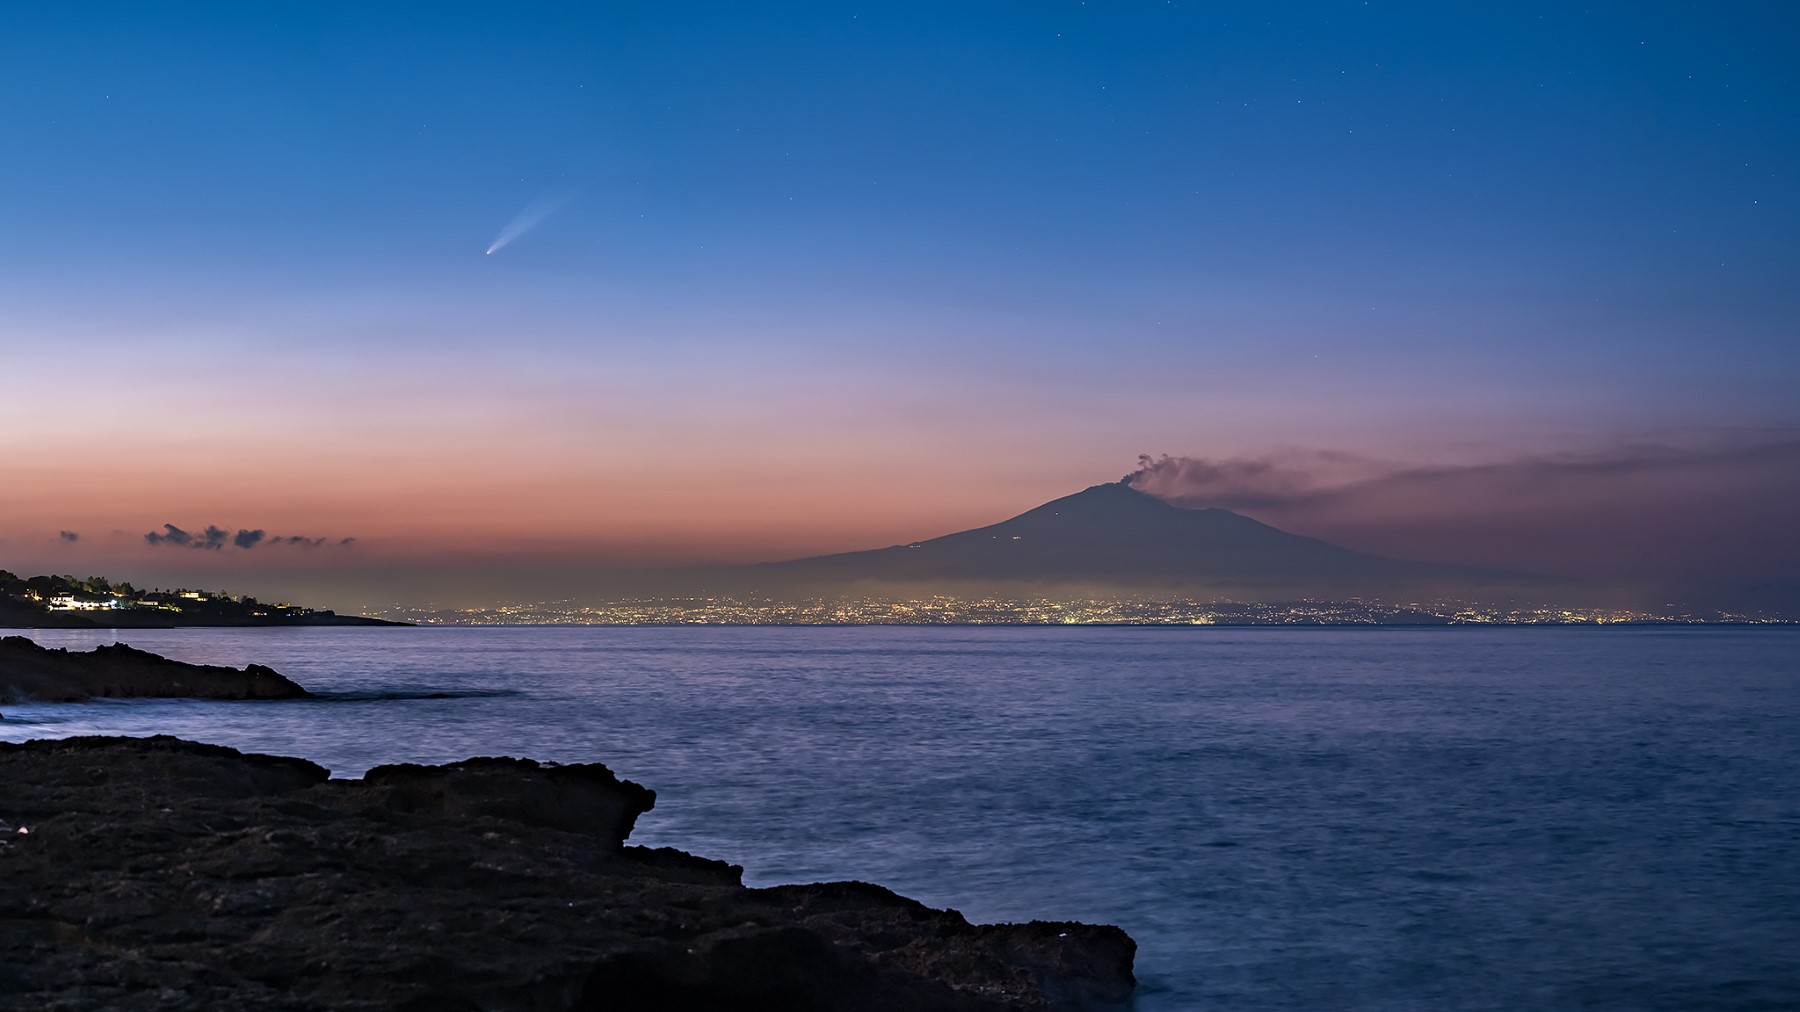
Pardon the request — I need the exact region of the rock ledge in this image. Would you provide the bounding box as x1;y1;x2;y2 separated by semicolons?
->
0;735;1134;1010
0;636;310;704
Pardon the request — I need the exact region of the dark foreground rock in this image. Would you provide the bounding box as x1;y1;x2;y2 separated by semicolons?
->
0;636;310;704
0;736;1135;1010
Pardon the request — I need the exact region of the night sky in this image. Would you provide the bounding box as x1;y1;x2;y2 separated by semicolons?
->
4;2;1797;608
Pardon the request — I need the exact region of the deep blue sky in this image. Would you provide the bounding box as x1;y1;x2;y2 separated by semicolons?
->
3;2;1797;604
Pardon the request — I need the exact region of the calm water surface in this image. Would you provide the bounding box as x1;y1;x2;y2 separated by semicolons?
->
3;626;1797;1010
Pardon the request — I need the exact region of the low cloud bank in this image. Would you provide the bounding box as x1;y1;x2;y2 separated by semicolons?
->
144;524;356;551
1129;439;1800;588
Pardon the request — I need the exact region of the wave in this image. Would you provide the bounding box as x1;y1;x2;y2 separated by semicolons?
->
0;712;77;725
302;688;525;702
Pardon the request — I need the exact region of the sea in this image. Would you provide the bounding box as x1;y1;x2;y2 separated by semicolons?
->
2;625;1797;1011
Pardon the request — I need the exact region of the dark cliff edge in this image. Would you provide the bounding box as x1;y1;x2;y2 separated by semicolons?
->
0;736;1136;1010
0;636;311;705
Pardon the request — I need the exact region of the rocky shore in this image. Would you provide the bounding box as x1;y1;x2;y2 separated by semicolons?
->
0;636;310;706
0;736;1135;1010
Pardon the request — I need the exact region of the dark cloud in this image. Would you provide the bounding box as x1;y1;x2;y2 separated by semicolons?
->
58;530;80;542
1129;440;1800;590
144;524;356;551
145;523;196;548
145;524;228;550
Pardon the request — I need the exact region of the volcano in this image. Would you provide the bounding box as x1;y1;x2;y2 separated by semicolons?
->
756;479;1531;596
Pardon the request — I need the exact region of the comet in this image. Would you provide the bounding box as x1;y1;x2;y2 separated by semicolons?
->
485;189;576;255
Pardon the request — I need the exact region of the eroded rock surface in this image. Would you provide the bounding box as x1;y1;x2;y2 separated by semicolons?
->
0;736;1134;1010
0;636;309;704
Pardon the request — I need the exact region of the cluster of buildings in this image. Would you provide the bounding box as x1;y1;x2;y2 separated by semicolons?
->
0;573;306;621
26;587;208;613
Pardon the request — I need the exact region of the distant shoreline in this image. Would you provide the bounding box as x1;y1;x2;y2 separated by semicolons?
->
231;619;1794;629
0;614;407;630
1;573;409;629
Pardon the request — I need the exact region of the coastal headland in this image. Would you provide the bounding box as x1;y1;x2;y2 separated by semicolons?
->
0;571;403;629
0;635;310;706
